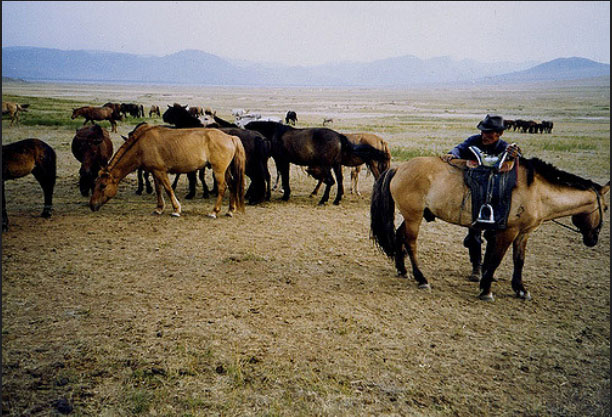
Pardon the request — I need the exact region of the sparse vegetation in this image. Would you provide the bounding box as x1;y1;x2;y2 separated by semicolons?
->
2;79;610;416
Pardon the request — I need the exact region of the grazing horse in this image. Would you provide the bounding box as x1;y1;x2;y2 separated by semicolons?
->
71;106;119;133
245;121;389;205
149;105;161;117
322;118;333;126
120;103;142;118
2;102;29;126
370;156;609;301
102;102;123;121
163;104;272;204
2;139;57;231
285;110;298;125
71;124;114;196
90;123;246;218
188;106;204;117
308;132;391;197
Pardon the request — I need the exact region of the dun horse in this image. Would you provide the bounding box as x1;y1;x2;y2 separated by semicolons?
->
90;122;246;218
2;139;57;231
245;121;389;205
71;124;114;196
2;102;29;126
370;156;609;301
71;106;120;133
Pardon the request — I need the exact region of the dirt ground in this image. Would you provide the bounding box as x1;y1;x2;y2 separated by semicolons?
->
2;82;610;416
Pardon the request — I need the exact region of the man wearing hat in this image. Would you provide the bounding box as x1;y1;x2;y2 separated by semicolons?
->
441;114;521;282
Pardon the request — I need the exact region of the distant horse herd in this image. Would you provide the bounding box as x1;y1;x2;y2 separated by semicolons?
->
3;100;609;302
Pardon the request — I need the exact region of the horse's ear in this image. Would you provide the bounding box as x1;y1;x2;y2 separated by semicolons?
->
183;105;188;109
167;104;171;108
601;181;610;196
121;135;128;141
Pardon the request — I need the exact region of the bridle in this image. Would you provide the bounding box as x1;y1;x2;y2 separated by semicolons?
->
551;188;604;235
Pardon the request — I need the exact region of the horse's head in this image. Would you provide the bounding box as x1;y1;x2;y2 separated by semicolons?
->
571;183;609;247
90;167;120;211
71;108;81;119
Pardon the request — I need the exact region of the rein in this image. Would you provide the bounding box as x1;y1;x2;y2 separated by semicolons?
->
551;188;604;234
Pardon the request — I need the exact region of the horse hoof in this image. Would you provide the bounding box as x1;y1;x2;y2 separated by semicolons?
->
152;210;163;215
479;292;495;302
135;190;143;195
468;273;481;282
517;291;532;301
170;213;181;217
396;271;408;278
418;283;431;290
333;201;340;205
206;213;217;219
225;212;234;218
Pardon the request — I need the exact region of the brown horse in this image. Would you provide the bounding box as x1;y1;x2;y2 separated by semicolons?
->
309;132;391;197
90;122;246;218
71;124;114;196
370;156;609;301
2;102;29;126
71;106;119;133
2;139;57;231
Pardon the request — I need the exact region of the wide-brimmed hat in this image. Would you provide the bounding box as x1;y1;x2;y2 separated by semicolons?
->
477;114;505;132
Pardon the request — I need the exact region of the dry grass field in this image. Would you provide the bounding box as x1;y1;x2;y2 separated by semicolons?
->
2;78;610;416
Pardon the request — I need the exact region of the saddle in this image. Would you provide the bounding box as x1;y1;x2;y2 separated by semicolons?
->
462;147;518;230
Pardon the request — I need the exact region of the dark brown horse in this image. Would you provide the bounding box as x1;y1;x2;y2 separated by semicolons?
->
370;156;609;301
71;124;114;196
71;106;119;133
245;121;389;205
2;139;57;231
149;105;161;117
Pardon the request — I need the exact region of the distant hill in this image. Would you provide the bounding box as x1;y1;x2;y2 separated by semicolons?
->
2;46;609;87
479;57;610;83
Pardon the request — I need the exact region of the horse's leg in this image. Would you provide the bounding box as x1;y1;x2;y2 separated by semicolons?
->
185;171;197;200
153;171;181;217
318;169;334;205
511;232;532;300
479;230;517;301
263;161;271;200
208;166;228;218
145;171;153;194
396;218;429;289
463;228;483;282
171;173;180;191
136;168;144;195
2;182;8;232
198;168;211;199
32;166;55;219
332;164;344;205
310;180;323;197
278;160;291;201
151;176;165;215
351;166;362;196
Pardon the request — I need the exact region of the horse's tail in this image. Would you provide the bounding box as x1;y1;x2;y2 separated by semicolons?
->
228;137;247;213
370;167;397;258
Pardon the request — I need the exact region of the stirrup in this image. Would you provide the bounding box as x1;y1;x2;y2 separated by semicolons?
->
475;204;495;224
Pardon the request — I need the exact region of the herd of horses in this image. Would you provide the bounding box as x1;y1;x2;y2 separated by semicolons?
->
504;119;554;134
2;101;609;302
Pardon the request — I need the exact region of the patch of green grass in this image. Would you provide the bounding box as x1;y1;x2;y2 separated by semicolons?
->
390;146;438;161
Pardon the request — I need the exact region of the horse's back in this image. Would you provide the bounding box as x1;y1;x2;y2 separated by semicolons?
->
2;139;56;180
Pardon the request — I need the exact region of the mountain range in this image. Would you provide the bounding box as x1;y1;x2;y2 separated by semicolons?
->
2;46;609;87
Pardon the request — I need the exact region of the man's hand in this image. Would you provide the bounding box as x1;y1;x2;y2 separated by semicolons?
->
505;143;522;159
440;154;455;162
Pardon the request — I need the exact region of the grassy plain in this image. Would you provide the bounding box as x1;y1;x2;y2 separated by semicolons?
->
2;77;610;416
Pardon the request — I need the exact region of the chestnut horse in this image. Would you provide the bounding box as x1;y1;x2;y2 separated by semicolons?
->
308;132;391;197
71;106;119;133
71;124;114;196
370;156;609;301
2;139;57;231
90;123;246;218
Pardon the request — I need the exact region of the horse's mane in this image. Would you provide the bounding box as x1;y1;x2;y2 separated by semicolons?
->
521;157;602;191
213;114;238;128
107;122;150;170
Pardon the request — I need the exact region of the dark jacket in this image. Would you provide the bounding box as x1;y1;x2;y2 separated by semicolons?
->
448;134;509;159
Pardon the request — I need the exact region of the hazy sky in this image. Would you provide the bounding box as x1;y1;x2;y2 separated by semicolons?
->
2;1;610;66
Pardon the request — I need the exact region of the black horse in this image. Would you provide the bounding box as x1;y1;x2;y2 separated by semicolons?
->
2;139;57;231
244;121;388;205
285;110;298;125
162;105;273;205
